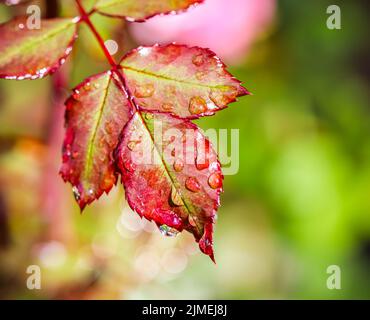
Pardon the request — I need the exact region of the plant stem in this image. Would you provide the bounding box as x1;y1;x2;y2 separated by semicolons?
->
75;0;140;114
75;0;116;68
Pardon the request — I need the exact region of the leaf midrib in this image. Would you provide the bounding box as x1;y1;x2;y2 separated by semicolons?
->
84;74;112;181
137;113;203;235
121;65;231;91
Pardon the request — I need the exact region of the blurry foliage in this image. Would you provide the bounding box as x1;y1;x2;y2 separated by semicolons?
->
0;0;369;299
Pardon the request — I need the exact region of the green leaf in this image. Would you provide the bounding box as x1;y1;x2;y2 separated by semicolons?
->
0;17;78;80
94;0;203;21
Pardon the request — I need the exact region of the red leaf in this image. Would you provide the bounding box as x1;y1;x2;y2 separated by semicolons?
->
94;0;204;22
116;111;222;261
0;17;78;80
60;71;132;210
120;44;249;119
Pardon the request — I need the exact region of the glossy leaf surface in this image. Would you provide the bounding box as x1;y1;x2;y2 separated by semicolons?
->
60;71;132;210
116;111;223;261
94;0;203;21
120;44;249;118
0;17;78;80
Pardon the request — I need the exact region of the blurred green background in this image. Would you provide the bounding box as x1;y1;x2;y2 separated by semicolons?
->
0;0;369;299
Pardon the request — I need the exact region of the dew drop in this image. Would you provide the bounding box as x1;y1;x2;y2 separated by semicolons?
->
189;96;207;115
188;215;197;227
173;159;184;172
123;159;135;172
127;140;139;151
105;122;114;134
135;83;154;98
162;102;173;111
83;82;91;91
88;189;94;196
192;54;204;67
185;177;201;192
195;156;209;170
195;71;206;81
145;112;154;120
208;172;223;189
72;186;81;201
159;224;179;237
72;90;80;101
209;89;234;106
170;186;184;206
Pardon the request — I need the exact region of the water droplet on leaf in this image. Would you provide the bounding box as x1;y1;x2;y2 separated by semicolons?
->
189;96;207;115
127;140;139;151
173;159;184;172
188;215;197;227
72;186;81;201
159;224;179;237
145;113;154;120
185;177;201;192
171;186;184;206
208;172;222;189
162;102;173;111
192;54;204;67
135;83;154;98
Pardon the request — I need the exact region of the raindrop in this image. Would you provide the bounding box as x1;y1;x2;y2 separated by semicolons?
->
88;189;94;196
159;224;179;237
127;140;139;151
145;112;154;120
72;90;80;101
208;172;222;189
192;53;204;67
188;215;197;227
185;177;201;192
209;89;231;106
83;82;91;91
195;155;209;170
170;186;184;206
162;102;173;111
135;83;154;98
123;159;135;172
195;71;206;81
105;122;114;134
189;96;207;115
72;186;81;201
173;159;184;172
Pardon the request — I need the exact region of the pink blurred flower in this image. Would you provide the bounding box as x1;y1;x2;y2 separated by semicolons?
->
129;0;276;64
